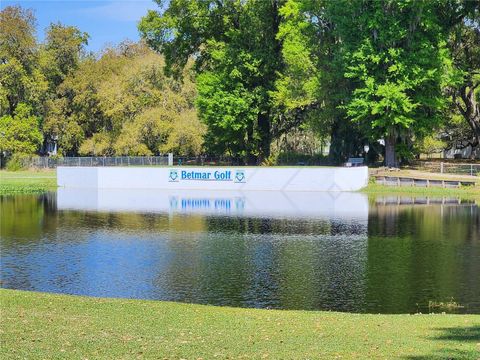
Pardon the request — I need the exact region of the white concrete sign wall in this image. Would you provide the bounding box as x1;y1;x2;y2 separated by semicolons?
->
57;166;368;191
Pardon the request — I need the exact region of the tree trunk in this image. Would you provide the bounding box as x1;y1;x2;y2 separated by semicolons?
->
472;122;480;147
245;123;256;165
455;84;480;148
328;119;344;165
257;112;271;164
465;108;480;148
384;132;398;168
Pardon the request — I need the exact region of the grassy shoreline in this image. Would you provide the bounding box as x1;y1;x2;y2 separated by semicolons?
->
0;169;57;195
1;289;479;359
362;182;480;201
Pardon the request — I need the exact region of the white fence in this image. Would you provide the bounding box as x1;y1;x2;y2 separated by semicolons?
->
412;161;480;176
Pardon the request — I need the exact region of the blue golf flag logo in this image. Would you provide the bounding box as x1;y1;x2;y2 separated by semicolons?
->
169;169;179;182
234;170;246;183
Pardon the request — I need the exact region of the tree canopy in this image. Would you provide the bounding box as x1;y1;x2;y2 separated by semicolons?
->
447;4;480;149
139;0;287;164
139;0;479;165
1;5;204;159
1;1;479;164
44;43;204;156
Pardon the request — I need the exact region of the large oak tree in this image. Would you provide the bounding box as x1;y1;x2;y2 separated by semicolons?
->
139;0;288;164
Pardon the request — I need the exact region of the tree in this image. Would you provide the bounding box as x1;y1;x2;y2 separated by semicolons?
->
448;4;480;150
139;0;286;164
329;0;452;167
274;0;366;164
40;23;89;90
1;6;89;159
0;6;48;116
0;6;36;70
418;135;446;159
275;1;460;166
78;132;112;156
0;103;42;154
44;42;204;156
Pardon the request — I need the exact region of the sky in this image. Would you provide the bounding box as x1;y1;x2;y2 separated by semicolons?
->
1;0;159;52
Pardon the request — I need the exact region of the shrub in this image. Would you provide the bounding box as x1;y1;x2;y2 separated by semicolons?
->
261;153;278;166
6;153;32;171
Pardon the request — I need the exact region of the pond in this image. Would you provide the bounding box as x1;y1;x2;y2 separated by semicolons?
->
1;190;479;314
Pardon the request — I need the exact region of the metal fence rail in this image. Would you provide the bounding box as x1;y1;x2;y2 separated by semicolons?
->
175;156;245;166
411;161;480;176
21;155;328;168
17;157;480;174
22;156;170;168
21;156;256;168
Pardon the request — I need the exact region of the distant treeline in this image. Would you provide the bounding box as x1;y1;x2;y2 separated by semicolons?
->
1;1;479;166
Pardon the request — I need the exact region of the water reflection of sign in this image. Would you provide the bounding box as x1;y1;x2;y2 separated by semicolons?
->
168;169;246;183
169;196;246;213
58;189;369;220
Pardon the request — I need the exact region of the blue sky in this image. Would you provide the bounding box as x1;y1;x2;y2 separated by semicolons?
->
1;0;159;52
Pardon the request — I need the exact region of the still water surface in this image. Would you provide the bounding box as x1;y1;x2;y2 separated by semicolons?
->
1;190;479;314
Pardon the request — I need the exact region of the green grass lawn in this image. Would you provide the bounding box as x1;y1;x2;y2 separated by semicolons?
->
362;183;480;202
0;169;57;195
1;290;479;359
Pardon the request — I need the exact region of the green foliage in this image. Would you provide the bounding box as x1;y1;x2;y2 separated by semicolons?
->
0;6;48;117
442;113;474;149
159;108;205;155
5;153;28;171
447;5;480;147
0;11;204;158
330;0;452;166
394;142;415;164
274;0;320;110
196;69;258;157
260;153;278;166
139;0;285;163
274;0;367;163
1;2;479;162
419;136;447;158
46;43;204;156
114;122;154;156
272;0;476;165
39;23;89;90
48;153;63;161
0;6;36;69
78;132;112;156
0;5;88;156
0;103;43;154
